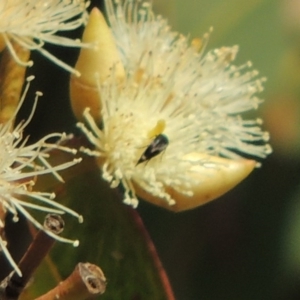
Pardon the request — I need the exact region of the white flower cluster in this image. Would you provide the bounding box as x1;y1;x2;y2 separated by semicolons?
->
0;0;90;75
0;0;90;277
78;0;272;208
0;77;83;276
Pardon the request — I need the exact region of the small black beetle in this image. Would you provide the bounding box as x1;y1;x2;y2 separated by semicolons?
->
137;134;169;165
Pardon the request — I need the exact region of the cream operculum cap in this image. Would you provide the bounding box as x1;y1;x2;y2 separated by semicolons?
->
133;153;256;212
70;7;125;122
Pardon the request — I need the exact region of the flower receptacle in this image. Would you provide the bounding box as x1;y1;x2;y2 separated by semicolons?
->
134;155;256;212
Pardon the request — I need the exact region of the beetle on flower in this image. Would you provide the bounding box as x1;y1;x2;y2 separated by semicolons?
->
71;0;272;211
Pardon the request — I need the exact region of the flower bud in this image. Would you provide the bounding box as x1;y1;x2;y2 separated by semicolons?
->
70;8;125;122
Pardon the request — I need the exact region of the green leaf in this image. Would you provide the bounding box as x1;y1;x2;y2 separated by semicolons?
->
23;155;174;300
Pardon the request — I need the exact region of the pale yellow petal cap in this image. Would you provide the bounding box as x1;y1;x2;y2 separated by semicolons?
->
70;7;125;122
133;154;256;212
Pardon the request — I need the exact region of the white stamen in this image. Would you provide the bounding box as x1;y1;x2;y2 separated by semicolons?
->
0;0;90;73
